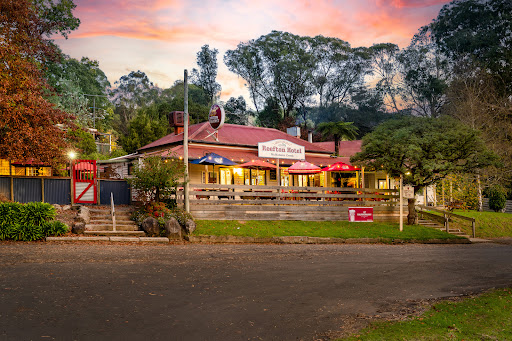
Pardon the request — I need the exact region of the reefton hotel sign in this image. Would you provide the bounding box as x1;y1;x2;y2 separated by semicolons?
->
258;139;305;160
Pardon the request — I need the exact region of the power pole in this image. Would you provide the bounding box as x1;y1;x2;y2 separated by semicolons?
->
84;94;108;129
184;70;190;213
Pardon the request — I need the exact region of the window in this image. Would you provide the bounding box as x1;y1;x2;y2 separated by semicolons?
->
220;168;233;185
202;171;218;184
269;170;277;181
378;179;388;189
280;169;289;187
0;159;10;175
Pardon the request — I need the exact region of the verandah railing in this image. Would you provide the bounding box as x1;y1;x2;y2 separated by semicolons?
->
176;184;401;221
177;184;399;204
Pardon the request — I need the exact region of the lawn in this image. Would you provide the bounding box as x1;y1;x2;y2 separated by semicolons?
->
340;288;512;340
195;220;462;240
452;210;512;238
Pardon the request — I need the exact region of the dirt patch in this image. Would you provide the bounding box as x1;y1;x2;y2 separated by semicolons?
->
54;206;79;231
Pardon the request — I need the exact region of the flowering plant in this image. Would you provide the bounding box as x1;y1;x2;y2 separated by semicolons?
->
145;202;171;219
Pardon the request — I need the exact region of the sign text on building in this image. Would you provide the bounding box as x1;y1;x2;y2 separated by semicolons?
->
258;139;305;160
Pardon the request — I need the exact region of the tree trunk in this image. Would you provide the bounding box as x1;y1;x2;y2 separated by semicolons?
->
334;135;339;156
407;198;417;225
477;174;483;212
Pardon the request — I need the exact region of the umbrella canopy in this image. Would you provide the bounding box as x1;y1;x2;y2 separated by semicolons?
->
287;161;321;174
190;152;237;166
321;161;360;172
237;160;277;170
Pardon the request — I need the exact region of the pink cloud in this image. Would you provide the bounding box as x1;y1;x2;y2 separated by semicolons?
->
376;0;450;8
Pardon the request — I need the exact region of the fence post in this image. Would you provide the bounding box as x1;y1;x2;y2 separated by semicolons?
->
111;192;116;232
41;178;45;203
97;179;101;205
472;220;476;238
10;177;14;201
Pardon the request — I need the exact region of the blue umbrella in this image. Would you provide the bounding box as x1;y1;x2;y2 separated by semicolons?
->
190;152;237;166
191;153;237;185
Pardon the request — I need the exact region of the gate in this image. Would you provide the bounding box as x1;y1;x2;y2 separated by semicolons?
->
73;160;97;204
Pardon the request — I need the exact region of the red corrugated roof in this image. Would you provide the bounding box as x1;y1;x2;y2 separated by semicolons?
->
139;122;332;153
312;140;362;157
144;144;352;167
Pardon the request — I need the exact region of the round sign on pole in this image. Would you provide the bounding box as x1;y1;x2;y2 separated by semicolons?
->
208;103;225;130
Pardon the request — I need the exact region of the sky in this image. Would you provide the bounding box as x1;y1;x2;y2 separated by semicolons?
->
55;0;451;102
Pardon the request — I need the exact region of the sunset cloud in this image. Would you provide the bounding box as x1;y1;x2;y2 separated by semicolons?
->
376;0;449;9
58;0;450;101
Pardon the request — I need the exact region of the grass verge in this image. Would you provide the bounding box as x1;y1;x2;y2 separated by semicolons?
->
195;220;462;240
339;288;512;340
452;210;512;238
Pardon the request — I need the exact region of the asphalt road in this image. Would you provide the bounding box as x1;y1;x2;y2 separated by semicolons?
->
1;242;512;341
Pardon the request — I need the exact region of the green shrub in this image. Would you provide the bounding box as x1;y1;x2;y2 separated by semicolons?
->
43;221;69;236
488;185;507;212
22;202;56;226
8;223;45;241
0;223;8;241
0;202;65;241
0;202;23;227
170;208;193;227
132;201;193;232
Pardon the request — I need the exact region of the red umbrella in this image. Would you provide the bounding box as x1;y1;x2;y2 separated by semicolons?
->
321;161;360;172
287;161;321;174
237;160;277;170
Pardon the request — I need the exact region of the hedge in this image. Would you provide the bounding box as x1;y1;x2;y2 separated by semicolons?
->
0;202;68;241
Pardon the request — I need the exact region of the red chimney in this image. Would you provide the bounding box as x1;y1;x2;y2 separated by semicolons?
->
169;111;185;134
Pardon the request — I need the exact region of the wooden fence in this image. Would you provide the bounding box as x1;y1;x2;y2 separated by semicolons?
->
177;184;401;221
483;198;512;213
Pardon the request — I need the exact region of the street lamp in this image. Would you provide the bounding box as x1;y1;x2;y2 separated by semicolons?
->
68;151;76;205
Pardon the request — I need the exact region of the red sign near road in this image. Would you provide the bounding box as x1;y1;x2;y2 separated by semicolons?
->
348;207;373;222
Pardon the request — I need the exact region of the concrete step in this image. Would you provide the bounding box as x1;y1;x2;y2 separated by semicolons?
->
436;228;469;237
419;223;443;228
85;224;139;231
89;212;133;218
89;219;135;225
84;230;146;237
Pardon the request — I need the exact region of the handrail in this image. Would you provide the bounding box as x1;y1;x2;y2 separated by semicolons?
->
111;192;116;232
416;204;475;237
416;205;475;222
187;183;399;193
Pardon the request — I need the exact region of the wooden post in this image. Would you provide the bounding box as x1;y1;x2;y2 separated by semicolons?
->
361;167;365;189
70;161;74;206
442;179;445;207
472;220;476;238
41;178;45;203
97;179;101;204
184;70;190;213
10;176;14;201
399;174;403;232
277;158;280;187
